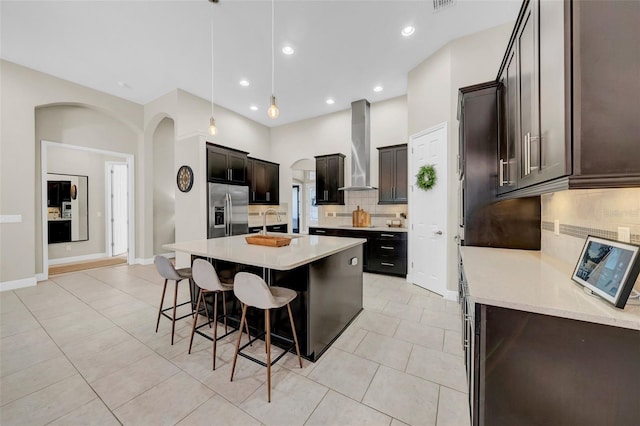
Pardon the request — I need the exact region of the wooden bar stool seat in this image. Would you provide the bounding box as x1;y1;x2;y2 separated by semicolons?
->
230;272;303;403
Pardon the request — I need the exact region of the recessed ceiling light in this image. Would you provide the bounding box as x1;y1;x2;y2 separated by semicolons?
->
401;26;415;37
373;86;384;92
239;79;250;87
250;105;258;111
117;81;131;89
282;46;295;55
326;98;335;105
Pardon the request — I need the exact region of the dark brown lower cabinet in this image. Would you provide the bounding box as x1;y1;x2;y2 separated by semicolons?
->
469;304;640;426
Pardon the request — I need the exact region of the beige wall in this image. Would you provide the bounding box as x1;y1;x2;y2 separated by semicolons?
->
407;23;513;293
270;96;408;232
153;117;176;255
0;60;144;284
541;189;640;267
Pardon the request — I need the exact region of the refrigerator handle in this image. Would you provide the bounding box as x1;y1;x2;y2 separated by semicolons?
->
228;193;234;235
226;193;231;236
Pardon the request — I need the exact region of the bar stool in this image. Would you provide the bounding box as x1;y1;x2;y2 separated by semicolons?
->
230;272;303;403
154;256;194;345
188;259;252;370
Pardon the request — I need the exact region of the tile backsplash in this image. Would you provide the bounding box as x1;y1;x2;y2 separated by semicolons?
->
248;203;288;227
541;188;640;265
318;190;407;227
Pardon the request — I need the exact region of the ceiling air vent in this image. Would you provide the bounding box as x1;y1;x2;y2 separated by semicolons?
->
433;0;455;13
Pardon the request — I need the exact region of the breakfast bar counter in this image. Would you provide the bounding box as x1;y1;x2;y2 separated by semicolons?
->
164;234;366;361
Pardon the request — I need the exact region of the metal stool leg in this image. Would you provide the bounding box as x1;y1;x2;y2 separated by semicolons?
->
266;309;272;403
212;292;218;370
156;279;168;333
287;304;303;368
188;289;203;354
230;304;248;382
171;280;178;345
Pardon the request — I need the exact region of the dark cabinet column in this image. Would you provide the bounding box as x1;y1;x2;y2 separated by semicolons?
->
378;144;408;204
206;143;248;184
247;157;279;205
315;154;344;205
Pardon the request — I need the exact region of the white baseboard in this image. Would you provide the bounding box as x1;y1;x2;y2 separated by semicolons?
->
36;273;47;282
135;252;175;266
1;276;37;292
48;252;108;266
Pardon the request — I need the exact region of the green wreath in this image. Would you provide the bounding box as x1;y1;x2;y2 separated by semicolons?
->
416;165;437;190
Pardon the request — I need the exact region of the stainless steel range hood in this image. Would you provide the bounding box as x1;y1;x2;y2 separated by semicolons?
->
339;99;377;191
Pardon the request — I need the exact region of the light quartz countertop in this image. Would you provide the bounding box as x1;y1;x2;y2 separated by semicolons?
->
164;234;365;271
460;246;640;331
311;225;408;233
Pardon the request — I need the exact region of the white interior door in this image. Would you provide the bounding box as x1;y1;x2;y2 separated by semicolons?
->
408;123;448;296
109;163;128;256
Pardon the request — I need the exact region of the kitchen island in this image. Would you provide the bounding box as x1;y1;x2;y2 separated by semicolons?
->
164;234;365;361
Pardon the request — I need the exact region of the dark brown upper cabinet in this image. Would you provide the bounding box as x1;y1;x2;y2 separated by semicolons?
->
496;0;640;197
315;154;345;205
247;157;279;205
206;143;248;185
378;144;408;204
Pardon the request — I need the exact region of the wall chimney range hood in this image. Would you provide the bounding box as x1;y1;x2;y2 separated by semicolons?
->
339;99;377;191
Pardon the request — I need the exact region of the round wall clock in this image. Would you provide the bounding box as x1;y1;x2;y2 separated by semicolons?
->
176;165;194;193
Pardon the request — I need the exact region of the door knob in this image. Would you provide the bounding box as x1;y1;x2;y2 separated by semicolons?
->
434;230;443;235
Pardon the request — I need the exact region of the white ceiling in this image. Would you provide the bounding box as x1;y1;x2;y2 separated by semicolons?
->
1;0;521;127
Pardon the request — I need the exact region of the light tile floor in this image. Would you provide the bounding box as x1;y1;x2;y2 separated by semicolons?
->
0;264;470;426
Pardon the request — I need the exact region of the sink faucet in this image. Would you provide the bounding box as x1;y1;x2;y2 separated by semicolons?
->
262;208;281;235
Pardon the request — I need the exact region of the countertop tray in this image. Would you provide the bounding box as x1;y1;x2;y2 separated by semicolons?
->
245;235;292;247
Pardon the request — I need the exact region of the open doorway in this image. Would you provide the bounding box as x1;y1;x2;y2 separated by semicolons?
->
40;140;135;280
290;159;316;234
292;185;300;233
107;162;128;256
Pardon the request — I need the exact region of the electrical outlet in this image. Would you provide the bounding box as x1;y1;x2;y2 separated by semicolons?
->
618;227;631;243
554;219;560;236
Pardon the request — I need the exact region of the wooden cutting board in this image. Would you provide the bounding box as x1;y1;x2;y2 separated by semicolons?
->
352;206;371;227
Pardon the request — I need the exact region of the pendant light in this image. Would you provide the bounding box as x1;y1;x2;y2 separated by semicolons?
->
267;0;279;119
208;0;218;135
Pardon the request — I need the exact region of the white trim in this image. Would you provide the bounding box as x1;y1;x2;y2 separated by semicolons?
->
0;215;22;223
1;276;37;292
409;121;447;140
48;252;108;266
444;290;458;302
40;140;136;282
36;273;47;282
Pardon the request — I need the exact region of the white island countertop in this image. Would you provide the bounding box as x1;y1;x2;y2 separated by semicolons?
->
460;246;640;330
164;234;366;271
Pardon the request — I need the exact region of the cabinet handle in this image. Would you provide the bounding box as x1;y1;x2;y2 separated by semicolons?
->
266;192;270;202
252;191;256;201
315;230;326;234
392;187;395;199
381;246;394;250
272;226;281;230
499;159;507;186
324;190;328;200
463;339;469;349
525;133;531;175
381;262;395;267
381;234;395;238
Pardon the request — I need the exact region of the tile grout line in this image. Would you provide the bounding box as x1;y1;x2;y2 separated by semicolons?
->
13;284;125;426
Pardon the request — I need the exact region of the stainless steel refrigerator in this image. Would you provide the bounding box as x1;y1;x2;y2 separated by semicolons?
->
208;183;249;238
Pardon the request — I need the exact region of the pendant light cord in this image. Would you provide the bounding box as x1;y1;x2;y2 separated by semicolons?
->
211;4;215;117
271;0;275;96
